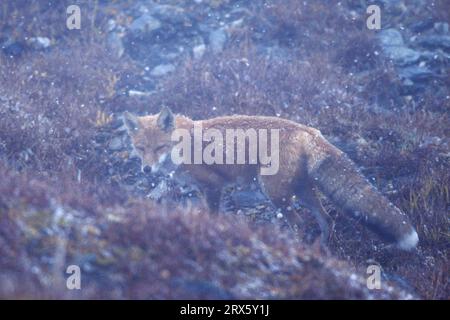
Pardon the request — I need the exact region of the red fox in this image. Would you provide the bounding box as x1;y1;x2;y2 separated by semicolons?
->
122;107;419;250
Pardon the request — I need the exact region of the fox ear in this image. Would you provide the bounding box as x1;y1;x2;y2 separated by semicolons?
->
157;106;174;132
123;111;140;133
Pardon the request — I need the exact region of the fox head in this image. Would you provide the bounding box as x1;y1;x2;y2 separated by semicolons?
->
123;107;176;173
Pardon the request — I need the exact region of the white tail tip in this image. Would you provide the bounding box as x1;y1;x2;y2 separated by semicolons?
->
397;229;419;251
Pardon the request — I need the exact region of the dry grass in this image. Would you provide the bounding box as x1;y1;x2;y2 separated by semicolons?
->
0;163;415;299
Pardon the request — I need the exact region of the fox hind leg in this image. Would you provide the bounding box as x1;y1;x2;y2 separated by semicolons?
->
259;174;334;246
296;187;334;246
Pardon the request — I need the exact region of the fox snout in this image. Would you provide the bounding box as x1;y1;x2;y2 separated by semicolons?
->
147;153;170;174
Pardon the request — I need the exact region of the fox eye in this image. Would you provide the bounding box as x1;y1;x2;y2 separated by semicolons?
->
155;145;168;152
135;145;145;153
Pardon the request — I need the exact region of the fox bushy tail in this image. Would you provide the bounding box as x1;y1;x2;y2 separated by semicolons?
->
308;142;418;250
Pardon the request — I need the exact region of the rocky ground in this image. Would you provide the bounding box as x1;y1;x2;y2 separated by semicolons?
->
0;0;448;299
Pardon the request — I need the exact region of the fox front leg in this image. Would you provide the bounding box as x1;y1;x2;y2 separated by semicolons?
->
203;187;222;213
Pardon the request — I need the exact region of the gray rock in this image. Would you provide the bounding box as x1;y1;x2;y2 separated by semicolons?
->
231;189;268;208
108;118;127;130
95;132;111;144
379;0;407;15
384;46;421;66
398;65;434;82
129;14;161;34
209;28;227;53
379;29;404;47
106;19;117;32
28;37;51;50
107;32;124;58
410;19;434;33
128;89;151;97
379;29;420;66
1;39;25;57
193;44;206;59
434;22;449;34
149;5;186;25
150;64;175;77
417;35;450;50
108;136;126;151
